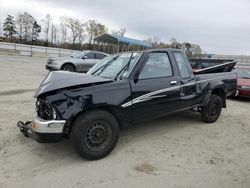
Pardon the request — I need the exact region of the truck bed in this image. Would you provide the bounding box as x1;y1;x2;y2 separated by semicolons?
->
190;59;237;74
195;71;237;97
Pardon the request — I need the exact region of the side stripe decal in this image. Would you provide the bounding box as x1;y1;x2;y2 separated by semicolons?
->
121;75;236;108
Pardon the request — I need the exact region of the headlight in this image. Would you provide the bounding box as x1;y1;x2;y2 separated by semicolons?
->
45;102;57;120
47;59;60;64
36;99;58;120
52;107;57;119
47;59;53;64
52;60;60;64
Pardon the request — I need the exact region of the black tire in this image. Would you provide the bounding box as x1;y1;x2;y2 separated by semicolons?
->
61;63;75;72
201;94;223;123
71;110;119;160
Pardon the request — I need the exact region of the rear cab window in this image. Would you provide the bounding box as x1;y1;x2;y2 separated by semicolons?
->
173;52;190;79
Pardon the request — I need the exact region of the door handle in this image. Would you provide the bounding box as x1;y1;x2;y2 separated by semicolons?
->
170;81;177;85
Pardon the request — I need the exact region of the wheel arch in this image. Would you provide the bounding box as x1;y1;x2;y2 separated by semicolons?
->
210;87;227;108
64;105;127;137
60;62;76;70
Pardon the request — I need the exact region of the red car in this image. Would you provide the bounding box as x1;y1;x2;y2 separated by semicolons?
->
236;69;250;98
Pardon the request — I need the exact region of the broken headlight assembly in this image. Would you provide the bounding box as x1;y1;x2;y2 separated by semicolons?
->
36;99;58;120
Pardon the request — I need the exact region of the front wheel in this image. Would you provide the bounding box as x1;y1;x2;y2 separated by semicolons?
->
71;110;119;160
201;94;223;123
61;63;75;72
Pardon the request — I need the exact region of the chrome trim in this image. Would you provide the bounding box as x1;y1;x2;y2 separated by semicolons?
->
235;90;239;96
240;86;250;89
32;113;65;133
170;80;177;85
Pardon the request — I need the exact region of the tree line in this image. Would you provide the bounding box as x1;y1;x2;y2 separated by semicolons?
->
1;12;126;49
0;12;203;57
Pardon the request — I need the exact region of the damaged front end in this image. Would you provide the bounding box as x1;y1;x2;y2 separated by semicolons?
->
16;91;91;143
17;96;66;143
17;71;112;143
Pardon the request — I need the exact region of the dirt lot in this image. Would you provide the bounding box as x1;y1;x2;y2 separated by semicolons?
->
0;54;250;188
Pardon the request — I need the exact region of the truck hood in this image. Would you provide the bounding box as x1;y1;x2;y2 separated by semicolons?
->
35;71;112;97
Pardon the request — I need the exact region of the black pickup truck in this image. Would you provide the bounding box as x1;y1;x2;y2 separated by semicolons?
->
17;49;237;160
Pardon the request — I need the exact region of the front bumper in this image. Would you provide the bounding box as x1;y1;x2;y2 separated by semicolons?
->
45;64;61;71
17;114;66;143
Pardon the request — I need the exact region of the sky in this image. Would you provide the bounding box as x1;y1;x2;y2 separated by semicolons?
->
0;0;250;55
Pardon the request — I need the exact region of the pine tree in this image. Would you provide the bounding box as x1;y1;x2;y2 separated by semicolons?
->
31;21;41;44
3;15;17;42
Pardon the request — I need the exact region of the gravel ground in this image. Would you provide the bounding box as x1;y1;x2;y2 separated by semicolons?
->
0;54;250;188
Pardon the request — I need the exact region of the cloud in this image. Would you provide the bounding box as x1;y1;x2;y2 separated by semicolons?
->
0;0;250;54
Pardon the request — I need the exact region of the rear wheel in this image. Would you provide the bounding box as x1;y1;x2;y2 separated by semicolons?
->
71;110;119;160
201;94;223;123
61;63;75;72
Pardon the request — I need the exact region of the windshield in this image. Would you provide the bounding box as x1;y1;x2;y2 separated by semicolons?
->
87;52;142;79
70;51;86;58
237;69;250;78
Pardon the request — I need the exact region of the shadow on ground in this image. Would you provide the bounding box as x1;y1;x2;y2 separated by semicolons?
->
19;110;202;161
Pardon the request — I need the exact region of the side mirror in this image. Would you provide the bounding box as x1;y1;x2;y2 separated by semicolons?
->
82;56;88;59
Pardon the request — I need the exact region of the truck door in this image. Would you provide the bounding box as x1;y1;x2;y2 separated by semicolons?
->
129;52;181;121
172;51;202;108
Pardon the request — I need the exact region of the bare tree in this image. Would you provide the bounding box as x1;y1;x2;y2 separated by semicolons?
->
77;25;85;46
193;46;203;58
146;36;160;48
85;20;107;44
50;24;58;45
23;12;35;42
66;17;84;47
50;23;55;44
16;12;41;44
169;38;182;48
184;42;192;57
169;37;177;44
59;16;68;44
16;13;25;43
15;12;36;43
111;27;126;36
42;14;52;45
54;25;59;45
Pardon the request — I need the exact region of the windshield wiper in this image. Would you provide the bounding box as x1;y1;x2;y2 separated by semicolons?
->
91;56;118;76
114;52;134;81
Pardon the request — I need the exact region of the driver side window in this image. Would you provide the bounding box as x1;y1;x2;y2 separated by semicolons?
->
139;52;172;79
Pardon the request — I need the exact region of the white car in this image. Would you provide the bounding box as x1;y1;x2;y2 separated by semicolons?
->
46;51;109;72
